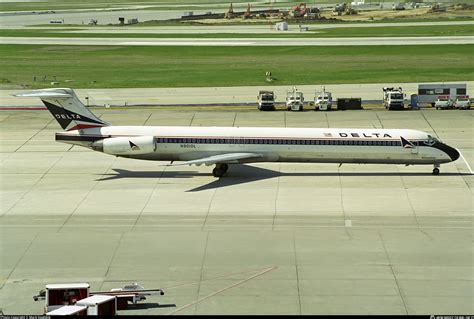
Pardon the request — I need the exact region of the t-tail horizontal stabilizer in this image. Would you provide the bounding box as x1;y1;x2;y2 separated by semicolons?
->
14;88;109;131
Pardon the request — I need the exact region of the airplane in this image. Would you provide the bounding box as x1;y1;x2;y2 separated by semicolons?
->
15;88;459;177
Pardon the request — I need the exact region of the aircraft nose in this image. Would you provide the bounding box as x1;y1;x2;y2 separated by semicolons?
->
433;142;460;162
442;143;460;162
446;145;460;162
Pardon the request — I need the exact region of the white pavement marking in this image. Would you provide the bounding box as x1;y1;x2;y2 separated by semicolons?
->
457;149;474;175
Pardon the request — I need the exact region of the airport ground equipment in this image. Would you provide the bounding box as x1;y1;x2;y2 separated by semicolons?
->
418;83;467;107
46;305;87;316
314;87;332;111
286;87;304;111
434;96;454;110
43;283;90;313
36;282;164;313
257;90;276;111
94;282;164;309
383;87;405;110
336;98;362;110
453;95;471;109
76;295;117;315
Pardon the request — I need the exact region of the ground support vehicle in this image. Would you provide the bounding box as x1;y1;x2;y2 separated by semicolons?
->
257;90;276;111
453;96;471;109
286;88;304;111
434;96;454;110
383;87;405;110
314;88;332;111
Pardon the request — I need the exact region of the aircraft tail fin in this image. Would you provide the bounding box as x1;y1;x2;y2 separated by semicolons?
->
14;88;109;131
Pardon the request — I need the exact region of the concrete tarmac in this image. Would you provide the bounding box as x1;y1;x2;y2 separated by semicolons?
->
0;108;472;315
2;81;473;107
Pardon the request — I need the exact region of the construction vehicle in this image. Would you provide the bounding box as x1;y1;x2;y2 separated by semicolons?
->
286;87;304;111
392;3;405;10
383;87;405;110
314;87;332;111
332;3;346;15
290;3;308;18
224;3;234;19
344;4;357;15
243;3;251;19
428;3;447;12
257;90;276;111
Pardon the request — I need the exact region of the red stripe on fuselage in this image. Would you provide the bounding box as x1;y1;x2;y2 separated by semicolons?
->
67;124;105;131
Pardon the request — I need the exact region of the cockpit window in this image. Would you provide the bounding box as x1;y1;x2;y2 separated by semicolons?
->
424;134;440;145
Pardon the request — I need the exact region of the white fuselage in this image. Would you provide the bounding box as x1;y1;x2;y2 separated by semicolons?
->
56;126;457;165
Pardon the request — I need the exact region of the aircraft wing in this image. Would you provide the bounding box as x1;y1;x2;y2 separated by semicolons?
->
168;153;264;166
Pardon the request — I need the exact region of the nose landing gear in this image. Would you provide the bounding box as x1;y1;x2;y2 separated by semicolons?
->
432;164;440;175
212;163;228;178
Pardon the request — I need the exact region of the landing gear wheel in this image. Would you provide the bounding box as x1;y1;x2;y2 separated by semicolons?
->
220;164;228;173
432;167;440;175
212;168;224;178
212;164;229;178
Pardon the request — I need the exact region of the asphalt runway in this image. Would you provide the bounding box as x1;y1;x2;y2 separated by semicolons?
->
2;36;473;46
0;108;472;315
0;9;211;27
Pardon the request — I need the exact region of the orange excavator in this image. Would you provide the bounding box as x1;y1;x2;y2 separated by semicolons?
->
243;3;251;19
291;3;308;17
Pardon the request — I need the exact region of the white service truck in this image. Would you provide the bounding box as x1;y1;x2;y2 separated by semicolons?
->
453;95;471;109
314;88;332;111
286;88;304;111
383;87;405;110
257;90;276;111
434;96;454;110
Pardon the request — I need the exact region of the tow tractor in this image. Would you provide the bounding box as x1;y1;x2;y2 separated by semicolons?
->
314;87;332;111
286;87;304;111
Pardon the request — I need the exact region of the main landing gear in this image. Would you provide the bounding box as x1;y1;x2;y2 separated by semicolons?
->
212;163;228;178
432;164;440;175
